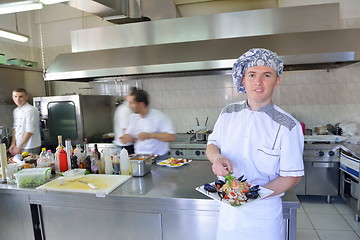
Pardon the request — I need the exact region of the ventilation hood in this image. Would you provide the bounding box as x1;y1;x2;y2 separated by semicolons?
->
45;3;360;81
66;0;179;24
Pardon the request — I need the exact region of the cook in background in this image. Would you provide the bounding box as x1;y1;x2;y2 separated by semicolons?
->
120;89;176;160
113;87;137;155
206;48;304;240
9;88;41;156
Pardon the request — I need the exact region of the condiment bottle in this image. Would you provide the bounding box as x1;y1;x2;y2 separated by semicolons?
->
120;148;130;175
74;144;83;167
113;153;120;175
58;147;68;172
103;147;113;174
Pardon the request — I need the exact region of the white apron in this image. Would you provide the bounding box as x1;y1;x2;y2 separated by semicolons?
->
216;196;284;240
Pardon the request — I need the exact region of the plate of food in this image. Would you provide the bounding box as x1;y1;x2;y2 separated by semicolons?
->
157;158;192;167
196;172;273;207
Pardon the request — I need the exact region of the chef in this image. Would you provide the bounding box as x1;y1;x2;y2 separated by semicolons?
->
9;88;41;155
206;48;304;240
120;89;175;160
113;87;137;155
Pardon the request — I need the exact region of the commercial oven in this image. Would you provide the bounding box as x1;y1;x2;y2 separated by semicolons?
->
292;143;340;203
33;95;114;147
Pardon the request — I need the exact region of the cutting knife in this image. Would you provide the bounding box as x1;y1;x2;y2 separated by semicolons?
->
79;180;98;189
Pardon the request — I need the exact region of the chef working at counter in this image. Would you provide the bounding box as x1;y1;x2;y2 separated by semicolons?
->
113;87;137;155
120;89;176;160
9;88;41;156
206;48;304;240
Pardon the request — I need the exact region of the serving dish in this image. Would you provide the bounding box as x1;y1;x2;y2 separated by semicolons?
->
196;179;273;207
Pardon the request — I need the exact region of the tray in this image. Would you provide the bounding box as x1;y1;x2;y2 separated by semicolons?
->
196;181;273;207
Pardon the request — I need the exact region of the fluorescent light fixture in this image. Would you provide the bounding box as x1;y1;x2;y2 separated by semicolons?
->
39;0;68;5
0;1;43;15
0;28;29;42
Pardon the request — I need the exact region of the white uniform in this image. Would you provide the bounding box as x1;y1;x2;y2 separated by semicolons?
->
208;101;304;240
113;101;133;147
126;108;175;155
13;102;41;149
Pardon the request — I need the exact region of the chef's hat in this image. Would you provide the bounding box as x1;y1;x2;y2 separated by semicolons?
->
232;48;284;93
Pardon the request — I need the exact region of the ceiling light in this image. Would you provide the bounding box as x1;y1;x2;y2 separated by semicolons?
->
39;0;68;5
0;1;43;15
0;28;29;42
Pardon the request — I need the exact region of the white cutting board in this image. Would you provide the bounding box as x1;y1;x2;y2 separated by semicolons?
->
37;174;131;197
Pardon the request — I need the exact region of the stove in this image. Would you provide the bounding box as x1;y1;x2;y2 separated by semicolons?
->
170;134;208;160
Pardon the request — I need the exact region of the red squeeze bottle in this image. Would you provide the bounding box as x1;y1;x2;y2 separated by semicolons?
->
59;147;68;172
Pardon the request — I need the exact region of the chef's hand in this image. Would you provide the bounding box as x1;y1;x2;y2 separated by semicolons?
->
119;134;134;144
136;132;152;141
211;156;233;176
9;145;21;156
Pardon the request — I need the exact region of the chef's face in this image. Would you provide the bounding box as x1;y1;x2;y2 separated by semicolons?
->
128;95;142;114
242;65;280;110
12;91;28;107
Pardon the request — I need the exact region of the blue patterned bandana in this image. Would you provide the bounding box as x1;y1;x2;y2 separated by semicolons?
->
232;48;284;93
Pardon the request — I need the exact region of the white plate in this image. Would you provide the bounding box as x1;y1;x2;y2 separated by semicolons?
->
157;159;192;167
196;181;274;207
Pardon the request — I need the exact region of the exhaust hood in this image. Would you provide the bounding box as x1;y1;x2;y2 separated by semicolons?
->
45;3;360;81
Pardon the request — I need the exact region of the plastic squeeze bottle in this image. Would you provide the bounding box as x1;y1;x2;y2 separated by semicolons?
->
58;147;68;172
103;147;114;174
120;148;130;175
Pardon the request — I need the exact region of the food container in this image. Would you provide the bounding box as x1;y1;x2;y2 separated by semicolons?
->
7;58;38;68
14;168;51;187
63;169;86;181
129;154;153;177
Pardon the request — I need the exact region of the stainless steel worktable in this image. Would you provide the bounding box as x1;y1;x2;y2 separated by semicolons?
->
0;161;300;240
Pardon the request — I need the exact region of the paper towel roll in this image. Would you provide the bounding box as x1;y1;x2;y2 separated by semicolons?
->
0;143;8;181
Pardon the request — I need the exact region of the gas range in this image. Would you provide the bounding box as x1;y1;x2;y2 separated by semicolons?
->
169;134;208;160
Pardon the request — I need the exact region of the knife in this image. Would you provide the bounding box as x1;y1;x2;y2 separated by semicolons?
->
79;180;98;189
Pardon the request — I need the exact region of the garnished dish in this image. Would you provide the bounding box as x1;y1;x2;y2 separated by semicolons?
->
157;158;192;167
196;172;273;207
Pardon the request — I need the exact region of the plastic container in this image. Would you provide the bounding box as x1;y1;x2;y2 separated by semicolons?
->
62;169;86;181
14;168;51;187
0;54;5;64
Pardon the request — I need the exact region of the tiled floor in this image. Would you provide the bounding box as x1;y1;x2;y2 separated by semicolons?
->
297;195;360;240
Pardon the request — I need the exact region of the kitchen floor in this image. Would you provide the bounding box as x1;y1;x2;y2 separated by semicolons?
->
297;195;360;240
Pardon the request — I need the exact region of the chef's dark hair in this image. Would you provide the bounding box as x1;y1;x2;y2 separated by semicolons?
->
130;89;149;106
13;88;28;95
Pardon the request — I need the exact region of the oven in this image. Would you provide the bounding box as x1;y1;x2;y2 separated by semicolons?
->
292;143;340;203
33;95;114;147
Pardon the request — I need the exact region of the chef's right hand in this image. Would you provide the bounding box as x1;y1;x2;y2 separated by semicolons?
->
211;156;233;177
119;134;134;144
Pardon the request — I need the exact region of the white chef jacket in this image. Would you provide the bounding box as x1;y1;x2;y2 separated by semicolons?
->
13;103;41;149
208;100;304;240
126;108;175;155
113;101;133;147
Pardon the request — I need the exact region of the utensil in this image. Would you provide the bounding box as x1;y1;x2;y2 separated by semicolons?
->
79;180;98;189
195;117;199;126
205;117;208;127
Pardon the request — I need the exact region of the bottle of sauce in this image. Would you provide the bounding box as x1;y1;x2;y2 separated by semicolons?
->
120;148;130;175
58;147;68;172
103;147;113;174
113;153;120;175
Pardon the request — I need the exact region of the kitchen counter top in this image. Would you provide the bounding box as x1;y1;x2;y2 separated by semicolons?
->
0;161;299;206
0;161;300;240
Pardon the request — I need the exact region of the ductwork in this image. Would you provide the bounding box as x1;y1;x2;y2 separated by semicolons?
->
45;3;360;81
66;0;180;24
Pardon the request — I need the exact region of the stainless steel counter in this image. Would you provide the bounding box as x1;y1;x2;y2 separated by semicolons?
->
0;161;300;240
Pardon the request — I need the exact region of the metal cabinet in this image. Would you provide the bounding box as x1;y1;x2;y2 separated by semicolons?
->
0;192;34;240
